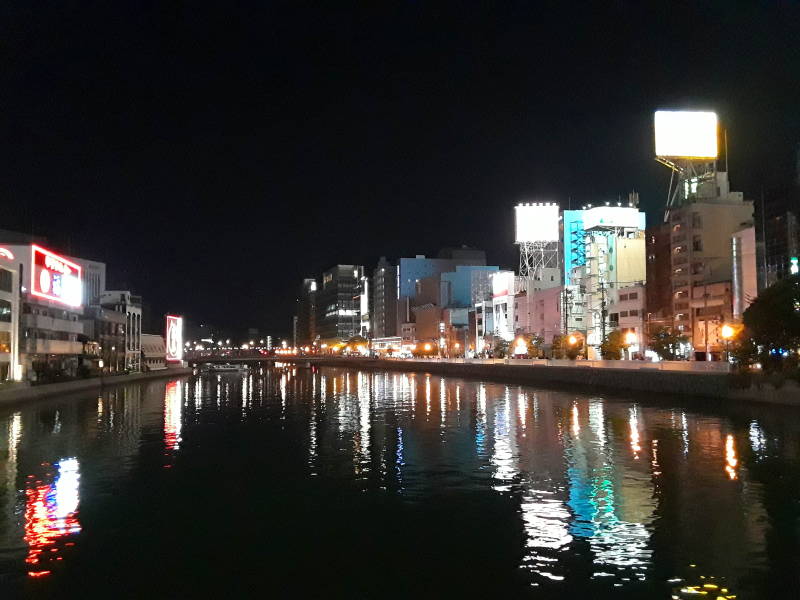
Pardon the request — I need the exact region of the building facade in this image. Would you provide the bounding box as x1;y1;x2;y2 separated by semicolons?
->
0;247;20;381
667;172;753;356
100;291;142;372
371;257;397;339
315;265;365;342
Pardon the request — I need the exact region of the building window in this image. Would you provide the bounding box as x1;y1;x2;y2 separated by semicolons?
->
692;213;702;228
0;299;11;323
620;311;628;317
692;236;703;252
0;269;11;292
629;309;639;316
0;331;10;352
619;293;628;301
628;292;638;300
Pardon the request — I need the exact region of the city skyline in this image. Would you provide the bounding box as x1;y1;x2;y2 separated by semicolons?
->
3;3;799;334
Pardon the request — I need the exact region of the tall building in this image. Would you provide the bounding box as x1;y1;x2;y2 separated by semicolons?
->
570;205;647;357
315;265;365;342
370;257;396;339
296;278;317;345
666;172;753;354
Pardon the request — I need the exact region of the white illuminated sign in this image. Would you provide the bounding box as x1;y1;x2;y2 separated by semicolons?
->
30;245;82;307
0;247;13;260
515;203;559;243
492;271;515;299
166;315;183;362
583;206;641;230
654;110;718;159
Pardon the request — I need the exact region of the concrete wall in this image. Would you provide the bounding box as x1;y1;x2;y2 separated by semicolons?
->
276;357;799;406
0;367;192;406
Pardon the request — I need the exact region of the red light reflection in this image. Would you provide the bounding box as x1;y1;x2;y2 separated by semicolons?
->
23;459;81;577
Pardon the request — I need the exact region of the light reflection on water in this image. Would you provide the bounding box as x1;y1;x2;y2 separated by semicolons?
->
0;366;797;596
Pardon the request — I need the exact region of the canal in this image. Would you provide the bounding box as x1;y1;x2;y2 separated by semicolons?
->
0;364;798;598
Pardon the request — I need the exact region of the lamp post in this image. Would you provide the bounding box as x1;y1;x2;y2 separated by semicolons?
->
720;324;735;363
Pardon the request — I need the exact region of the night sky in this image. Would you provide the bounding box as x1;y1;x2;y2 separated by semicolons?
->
3;2;799;336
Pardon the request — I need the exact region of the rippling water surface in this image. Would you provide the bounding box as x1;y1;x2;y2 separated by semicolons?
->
1;364;799;598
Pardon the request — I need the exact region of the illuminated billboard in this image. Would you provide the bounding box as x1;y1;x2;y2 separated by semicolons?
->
515;203;559;243
30;245;82;307
654;110;718;159
0;247;14;261
583;206;643;230
165;315;183;362
492;271;515;299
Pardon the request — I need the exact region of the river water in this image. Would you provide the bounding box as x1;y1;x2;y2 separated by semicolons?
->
0;364;798;598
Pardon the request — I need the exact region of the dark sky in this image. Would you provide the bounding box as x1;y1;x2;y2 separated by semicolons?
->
3;2;799;336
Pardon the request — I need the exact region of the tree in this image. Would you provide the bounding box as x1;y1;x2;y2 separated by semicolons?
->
649;326;689;361
526;335;544;358
493;339;510;358
742;274;800;372
600;330;625;360
551;335;564;359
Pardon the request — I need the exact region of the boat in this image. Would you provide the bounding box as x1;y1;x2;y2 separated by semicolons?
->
202;363;248;373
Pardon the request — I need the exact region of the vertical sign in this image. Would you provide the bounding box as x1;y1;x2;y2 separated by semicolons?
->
166;315;183;362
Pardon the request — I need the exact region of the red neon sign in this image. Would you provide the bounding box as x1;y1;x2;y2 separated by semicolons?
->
0;247;13;260
166;315;183;362
30;245;82;307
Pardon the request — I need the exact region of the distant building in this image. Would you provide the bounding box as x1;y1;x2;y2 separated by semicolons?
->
296;278;317;345
645;223;673;336
315;265;365;342
100;290;142;372
81;306;126;372
395;248;486;336
141;333;166;371
371;257;397;339
763;210;799;287
732;225;758;320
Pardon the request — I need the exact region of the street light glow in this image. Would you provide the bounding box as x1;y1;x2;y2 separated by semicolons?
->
568;335;578;346
721;324;735;340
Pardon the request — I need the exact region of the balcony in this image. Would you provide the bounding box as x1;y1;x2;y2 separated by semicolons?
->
23;314;84;335
23;339;84;355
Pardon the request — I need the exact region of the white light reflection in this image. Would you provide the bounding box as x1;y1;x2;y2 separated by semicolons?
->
749;421;766;456
440;377;446;429
425;376;431;419
491;387;517;491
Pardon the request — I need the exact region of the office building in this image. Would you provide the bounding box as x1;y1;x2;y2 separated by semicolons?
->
315;265;366;342
371;257;397;339
296;278;317;345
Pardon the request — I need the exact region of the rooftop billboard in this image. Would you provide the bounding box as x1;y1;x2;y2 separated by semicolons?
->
30;245;82;307
515;203;559;243
654;110;718;159
583;206;642;230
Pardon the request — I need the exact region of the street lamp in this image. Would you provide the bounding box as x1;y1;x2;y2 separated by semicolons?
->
568;335;577;346
720;324;735;362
